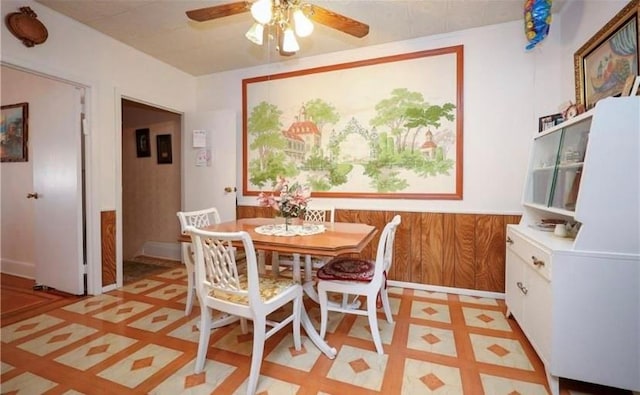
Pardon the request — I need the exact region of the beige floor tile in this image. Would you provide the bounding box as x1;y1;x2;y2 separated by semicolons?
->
407;324;457;357
18;323;98;356
1;314;64;343
146;284;188;300
462;307;512;332
1;361;14;374
0;372;58;393
54;333;138;370
411;300;451;323
469;334;534;370
97;343;183;388
413;290;449;300
403;358;463;394
326;344;388;391
62;294;121;314
150;359;236;395
348;315;395;346
459;295;500;306
480;373;548;395
92;300;154;323
167;316;201;342
128;307;186;331
233;375;300;395
156;267;188;280
265;334;321;372
121;279;165;294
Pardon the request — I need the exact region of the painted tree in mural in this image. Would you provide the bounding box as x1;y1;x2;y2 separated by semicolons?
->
300;99;348;191
247;101;297;188
364;88;456;191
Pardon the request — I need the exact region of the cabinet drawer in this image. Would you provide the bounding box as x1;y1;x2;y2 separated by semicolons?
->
507;229;552;281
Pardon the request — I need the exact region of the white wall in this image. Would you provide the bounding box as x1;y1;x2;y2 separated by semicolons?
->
1;0;196;291
194;0;629;215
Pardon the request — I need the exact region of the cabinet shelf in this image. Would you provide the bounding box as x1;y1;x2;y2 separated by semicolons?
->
507;97;640;395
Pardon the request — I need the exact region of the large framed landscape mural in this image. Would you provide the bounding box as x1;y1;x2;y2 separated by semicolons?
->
242;45;463;199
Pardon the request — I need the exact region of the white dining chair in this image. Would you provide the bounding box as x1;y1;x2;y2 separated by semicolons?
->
316;214;401;354
177;207;227;315
271;205;335;282
187;227;302;395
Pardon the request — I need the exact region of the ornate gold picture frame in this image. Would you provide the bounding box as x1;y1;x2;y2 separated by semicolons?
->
574;0;639;110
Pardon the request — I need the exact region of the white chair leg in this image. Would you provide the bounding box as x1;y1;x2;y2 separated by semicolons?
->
194;304;212;373
380;288;393;323
292;294;302;350
247;317;266;395
240;318;248;334
182;243;195;316
367;296;384;354
318;284;329;339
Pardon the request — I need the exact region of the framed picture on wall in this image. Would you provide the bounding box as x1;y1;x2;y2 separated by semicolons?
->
1;102;29;162
136;128;151;158
574;0;639;109
242;45;464;200
156;134;172;164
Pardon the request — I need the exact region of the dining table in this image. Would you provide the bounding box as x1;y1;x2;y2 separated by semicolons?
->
180;217;377;359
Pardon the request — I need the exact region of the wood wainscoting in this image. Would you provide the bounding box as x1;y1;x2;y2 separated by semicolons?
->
237;206;521;293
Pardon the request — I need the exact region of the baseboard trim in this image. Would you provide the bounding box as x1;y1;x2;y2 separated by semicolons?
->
141;241;181;261
0;258;35;279
388;280;505;300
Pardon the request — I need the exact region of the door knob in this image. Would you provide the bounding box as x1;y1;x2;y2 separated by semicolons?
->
27;192;39;199
224;186;237;192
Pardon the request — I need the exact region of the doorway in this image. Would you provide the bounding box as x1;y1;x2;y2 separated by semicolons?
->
0;65;88;295
120;99;182;283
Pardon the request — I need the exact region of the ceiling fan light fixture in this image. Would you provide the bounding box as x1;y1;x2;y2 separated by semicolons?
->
292;8;313;37
245;22;264;45
282;26;300;52
250;0;272;24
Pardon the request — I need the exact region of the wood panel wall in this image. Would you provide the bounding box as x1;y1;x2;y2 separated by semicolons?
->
237;206;521;293
101;210;116;287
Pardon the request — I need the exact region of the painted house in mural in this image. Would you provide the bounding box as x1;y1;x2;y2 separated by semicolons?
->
420;130;438;159
283;106;321;161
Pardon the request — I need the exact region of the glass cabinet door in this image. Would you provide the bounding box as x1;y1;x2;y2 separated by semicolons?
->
548;119;591;211
526;130;562;206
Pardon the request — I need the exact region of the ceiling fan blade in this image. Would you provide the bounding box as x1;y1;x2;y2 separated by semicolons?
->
308;5;369;38
186;2;249;22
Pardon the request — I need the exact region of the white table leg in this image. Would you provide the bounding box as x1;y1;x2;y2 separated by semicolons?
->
292;253;337;359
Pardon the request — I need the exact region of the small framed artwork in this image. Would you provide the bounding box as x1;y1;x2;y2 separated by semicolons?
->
574;0;639;109
1;102;29;162
538;113;564;132
135;128;151;157
156;134;172;164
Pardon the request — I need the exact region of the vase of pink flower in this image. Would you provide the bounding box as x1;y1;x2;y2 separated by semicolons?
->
257;177;311;230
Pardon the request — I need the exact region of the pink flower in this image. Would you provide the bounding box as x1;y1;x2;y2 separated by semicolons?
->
258;178;310;218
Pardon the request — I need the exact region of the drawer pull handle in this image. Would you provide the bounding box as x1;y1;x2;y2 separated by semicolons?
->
517;281;528;295
531;256;545;267
506;237;513;245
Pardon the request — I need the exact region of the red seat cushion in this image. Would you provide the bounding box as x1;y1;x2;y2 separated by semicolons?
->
316;256;374;282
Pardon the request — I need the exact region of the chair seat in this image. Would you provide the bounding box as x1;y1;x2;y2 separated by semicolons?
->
316;256;374;282
210;274;297;305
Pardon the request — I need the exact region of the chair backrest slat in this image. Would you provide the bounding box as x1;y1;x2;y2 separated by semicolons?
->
304;205;335;223
374;215;402;279
188;227;262;306
177;207;222;234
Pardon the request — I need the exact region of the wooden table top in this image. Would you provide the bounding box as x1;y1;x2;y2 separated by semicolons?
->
181;217;378;257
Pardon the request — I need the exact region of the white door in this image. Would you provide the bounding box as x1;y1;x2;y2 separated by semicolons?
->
183;110;237;221
33;86;84;295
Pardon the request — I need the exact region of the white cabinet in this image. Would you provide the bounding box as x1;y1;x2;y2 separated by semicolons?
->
506;97;640;395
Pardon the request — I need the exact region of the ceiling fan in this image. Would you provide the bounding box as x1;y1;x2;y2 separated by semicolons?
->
186;0;369;56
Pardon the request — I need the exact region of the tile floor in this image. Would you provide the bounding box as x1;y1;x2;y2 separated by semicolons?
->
0;265;632;395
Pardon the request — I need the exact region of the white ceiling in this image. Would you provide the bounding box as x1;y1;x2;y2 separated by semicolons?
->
34;0;564;76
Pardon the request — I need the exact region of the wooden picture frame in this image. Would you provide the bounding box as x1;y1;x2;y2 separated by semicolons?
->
538;113;564;132
1;102;28;162
242;45;464;200
156;134;172;164
574;0;639;110
135;128;151;158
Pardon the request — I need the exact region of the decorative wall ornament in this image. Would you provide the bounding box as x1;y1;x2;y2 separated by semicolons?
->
5;6;48;47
